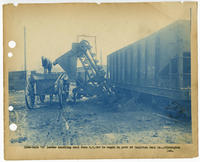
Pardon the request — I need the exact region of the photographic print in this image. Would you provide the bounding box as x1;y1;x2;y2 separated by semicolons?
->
4;2;198;159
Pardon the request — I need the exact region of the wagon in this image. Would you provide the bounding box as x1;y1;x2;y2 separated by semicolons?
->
25;71;69;109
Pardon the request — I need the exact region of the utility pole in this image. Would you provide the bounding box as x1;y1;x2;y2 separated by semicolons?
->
100;49;102;66
190;8;192;32
24;27;27;93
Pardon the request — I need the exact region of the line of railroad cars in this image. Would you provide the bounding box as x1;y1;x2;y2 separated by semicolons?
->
107;20;191;102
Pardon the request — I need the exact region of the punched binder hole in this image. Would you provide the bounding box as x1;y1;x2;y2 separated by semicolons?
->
9;123;17;131
8;52;13;58
8;106;14;111
96;1;101;5
8;40;16;48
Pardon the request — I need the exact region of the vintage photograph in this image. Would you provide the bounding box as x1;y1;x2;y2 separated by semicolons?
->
4;2;198;159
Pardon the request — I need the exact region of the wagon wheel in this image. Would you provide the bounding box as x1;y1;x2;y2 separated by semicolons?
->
25;79;35;109
58;80;66;108
39;95;45;103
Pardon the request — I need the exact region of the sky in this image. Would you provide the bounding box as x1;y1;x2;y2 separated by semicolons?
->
4;2;193;72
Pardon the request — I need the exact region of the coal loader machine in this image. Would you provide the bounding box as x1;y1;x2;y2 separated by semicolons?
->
25;40;116;109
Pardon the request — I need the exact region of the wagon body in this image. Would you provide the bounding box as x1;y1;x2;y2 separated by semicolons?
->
107;20;191;101
31;72;61;95
25;71;69;109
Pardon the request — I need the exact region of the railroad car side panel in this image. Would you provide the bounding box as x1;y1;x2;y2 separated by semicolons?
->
139;40;146;86
146;36;156;87
132;44;138;86
107;20;191;101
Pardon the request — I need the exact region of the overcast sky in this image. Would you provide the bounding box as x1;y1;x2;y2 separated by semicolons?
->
4;3;192;71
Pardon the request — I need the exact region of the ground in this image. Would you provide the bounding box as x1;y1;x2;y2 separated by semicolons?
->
8;90;192;146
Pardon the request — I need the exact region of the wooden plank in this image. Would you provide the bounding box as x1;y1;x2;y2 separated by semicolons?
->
145;41;148;81
137;44;141;84
155;36;160;86
117;52;121;83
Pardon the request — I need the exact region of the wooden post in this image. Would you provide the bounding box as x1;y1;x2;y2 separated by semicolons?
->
145;41;148;81
24;27;27;92
177;33;183;89
190;8;192;33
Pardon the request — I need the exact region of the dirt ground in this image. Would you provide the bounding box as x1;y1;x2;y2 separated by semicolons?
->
8;90;192;146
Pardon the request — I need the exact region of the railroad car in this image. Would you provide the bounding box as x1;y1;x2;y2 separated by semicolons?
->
107;20;191;102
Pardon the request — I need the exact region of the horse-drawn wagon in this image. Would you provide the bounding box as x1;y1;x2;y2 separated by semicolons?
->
25;71;69;109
